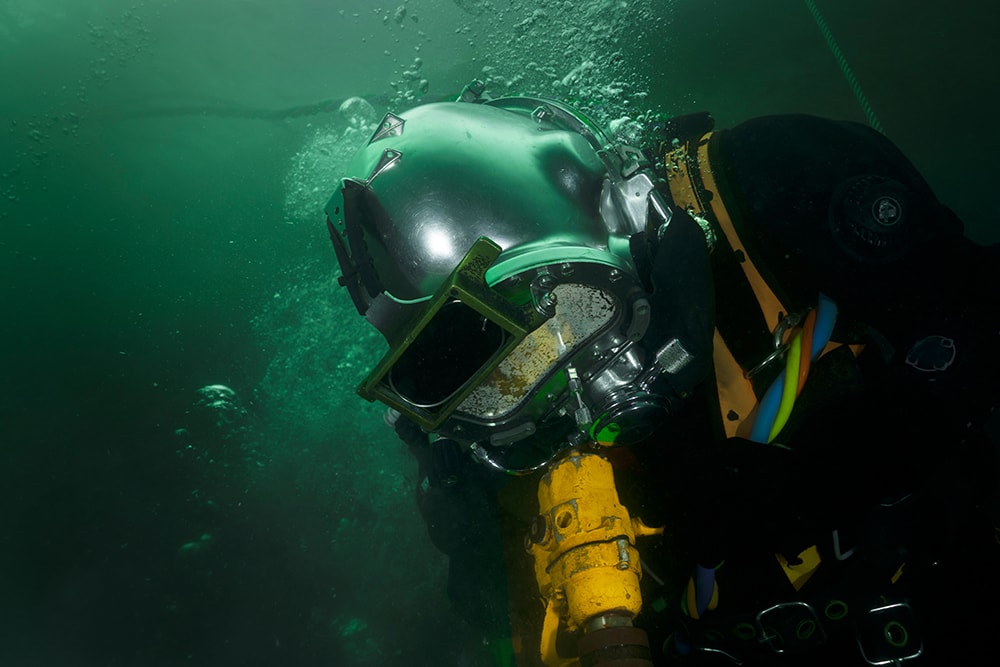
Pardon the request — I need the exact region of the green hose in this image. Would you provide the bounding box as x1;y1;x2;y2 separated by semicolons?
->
803;0;885;135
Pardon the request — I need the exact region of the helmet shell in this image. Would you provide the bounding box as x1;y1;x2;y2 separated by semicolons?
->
330;100;643;339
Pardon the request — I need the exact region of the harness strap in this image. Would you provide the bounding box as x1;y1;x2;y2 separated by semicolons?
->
695;136;791;337
711;329;758;438
663;131;863;438
665;132;793;436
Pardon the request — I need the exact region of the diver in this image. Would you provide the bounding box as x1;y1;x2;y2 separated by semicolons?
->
324;80;1000;666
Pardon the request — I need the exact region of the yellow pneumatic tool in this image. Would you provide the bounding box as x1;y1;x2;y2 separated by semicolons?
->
528;449;663;667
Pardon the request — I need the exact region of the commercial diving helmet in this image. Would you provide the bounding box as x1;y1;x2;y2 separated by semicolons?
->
326;84;713;463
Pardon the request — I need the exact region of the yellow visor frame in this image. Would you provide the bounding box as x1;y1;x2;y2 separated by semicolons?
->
357;236;552;431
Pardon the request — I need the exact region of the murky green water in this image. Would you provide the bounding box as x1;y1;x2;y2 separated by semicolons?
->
1;1;996;664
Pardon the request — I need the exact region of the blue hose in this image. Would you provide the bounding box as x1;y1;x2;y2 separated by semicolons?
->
749;368;786;443
811;293;838;358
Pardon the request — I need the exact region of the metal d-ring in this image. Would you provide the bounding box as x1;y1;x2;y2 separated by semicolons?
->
744;311;804;380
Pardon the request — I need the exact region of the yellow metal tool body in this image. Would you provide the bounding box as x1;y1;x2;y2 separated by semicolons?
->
528;449;662;666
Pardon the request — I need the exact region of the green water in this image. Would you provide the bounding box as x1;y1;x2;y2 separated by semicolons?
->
1;1;996;665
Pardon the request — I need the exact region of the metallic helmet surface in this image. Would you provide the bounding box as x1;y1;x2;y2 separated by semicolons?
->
327;90;682;466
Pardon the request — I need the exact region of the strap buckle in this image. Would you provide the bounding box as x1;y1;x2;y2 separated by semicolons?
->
745;311;803;379
755;601;827;653
856;602;923;665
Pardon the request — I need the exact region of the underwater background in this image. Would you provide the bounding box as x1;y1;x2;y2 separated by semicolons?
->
1;0;997;665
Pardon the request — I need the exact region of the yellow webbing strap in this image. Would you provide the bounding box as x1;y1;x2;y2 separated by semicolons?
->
776;544;822;592
694;137;790;333
665;134;790;435
712;329;757;438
